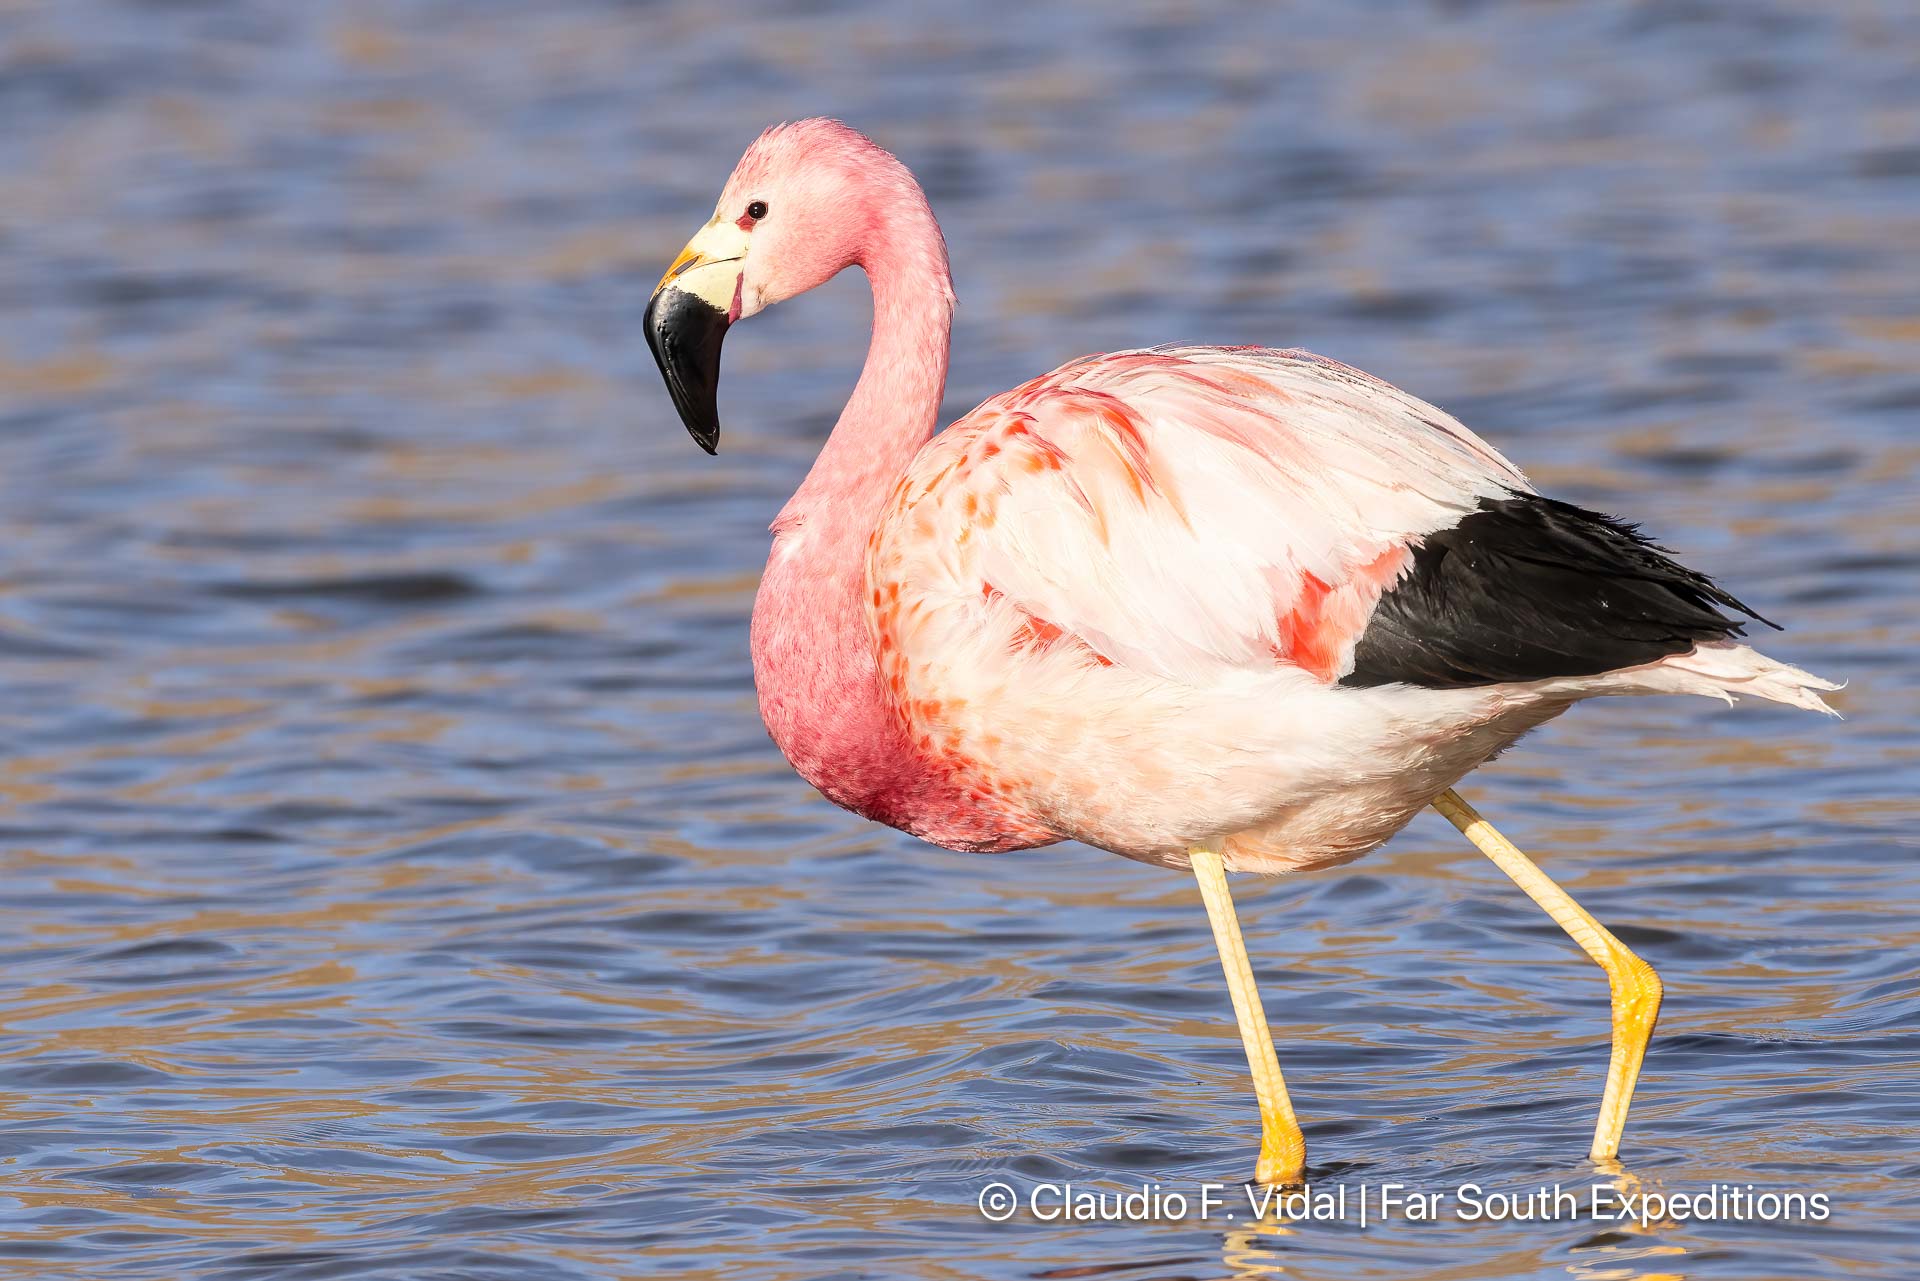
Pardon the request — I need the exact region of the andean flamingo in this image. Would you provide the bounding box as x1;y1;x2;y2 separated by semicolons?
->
642;119;1838;1183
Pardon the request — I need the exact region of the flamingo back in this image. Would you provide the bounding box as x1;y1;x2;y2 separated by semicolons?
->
870;345;1528;689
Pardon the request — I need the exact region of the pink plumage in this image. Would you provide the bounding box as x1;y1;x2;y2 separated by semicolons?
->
641;116;1839;1178
647;118;1834;873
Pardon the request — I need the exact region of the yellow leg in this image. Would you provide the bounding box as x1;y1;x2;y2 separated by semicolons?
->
1431;788;1663;1162
1190;845;1306;1184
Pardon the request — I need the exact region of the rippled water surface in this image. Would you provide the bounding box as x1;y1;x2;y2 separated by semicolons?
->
2;2;1918;1278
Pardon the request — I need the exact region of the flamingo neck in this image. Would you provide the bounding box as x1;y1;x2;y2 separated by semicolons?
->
778;224;954;530
752;196;1026;849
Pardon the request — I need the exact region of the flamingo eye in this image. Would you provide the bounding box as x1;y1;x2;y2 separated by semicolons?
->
746;200;768;221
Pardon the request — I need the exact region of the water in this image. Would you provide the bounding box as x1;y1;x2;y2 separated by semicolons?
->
0;2;1916;1277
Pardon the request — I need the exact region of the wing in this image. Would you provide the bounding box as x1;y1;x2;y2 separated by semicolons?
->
1341;491;1772;688
871;346;1531;687
874;345;1771;694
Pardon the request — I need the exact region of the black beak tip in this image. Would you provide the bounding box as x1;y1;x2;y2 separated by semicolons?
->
643;285;731;455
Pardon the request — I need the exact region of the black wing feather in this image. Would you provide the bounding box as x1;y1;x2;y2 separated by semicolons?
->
1341;492;1777;690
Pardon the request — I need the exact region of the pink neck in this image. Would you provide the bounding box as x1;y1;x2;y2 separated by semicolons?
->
751;187;1013;845
777;214;954;532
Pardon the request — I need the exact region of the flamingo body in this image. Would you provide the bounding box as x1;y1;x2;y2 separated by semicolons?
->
643;119;1840;874
862;344;1830;872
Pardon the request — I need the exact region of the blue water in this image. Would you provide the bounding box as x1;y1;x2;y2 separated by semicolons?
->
1;2;1917;1278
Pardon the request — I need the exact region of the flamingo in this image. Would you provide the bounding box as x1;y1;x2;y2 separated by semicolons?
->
642;118;1838;1184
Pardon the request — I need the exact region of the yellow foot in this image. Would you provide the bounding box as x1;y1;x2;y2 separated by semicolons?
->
1591;944;1663;1162
1254;1120;1306;1186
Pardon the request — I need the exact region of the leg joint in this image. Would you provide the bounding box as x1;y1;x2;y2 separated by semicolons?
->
1606;946;1663;1019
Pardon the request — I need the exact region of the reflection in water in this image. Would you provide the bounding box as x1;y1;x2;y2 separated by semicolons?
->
0;1;1916;1279
1223;1220;1299;1279
1565;1243;1687;1281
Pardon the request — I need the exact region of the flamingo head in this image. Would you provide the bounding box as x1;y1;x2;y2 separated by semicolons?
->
645;119;895;453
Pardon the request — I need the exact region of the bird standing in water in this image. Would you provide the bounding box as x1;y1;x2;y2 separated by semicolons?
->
643;119;1837;1183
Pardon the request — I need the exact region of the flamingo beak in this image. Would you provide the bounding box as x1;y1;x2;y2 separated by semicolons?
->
644;219;748;454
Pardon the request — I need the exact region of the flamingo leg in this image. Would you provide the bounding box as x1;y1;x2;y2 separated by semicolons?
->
1189;845;1306;1185
1431;788;1664;1162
